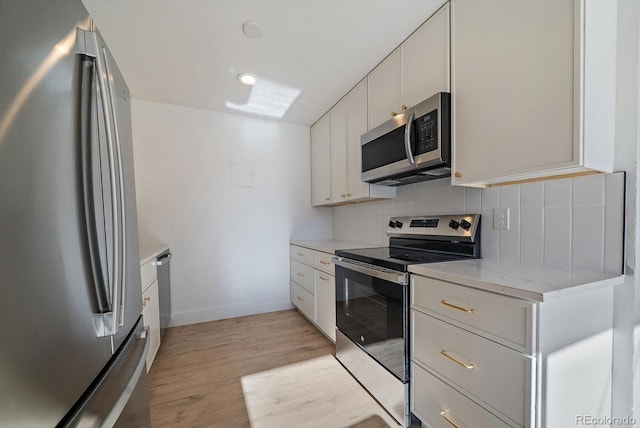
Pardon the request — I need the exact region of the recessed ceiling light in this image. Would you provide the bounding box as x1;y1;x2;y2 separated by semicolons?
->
242;20;263;39
237;72;257;86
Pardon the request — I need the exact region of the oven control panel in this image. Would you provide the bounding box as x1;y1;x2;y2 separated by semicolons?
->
387;214;480;242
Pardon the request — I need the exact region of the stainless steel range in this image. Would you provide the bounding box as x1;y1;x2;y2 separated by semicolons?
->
332;214;481;427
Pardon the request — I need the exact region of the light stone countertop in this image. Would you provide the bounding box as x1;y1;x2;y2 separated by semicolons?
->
409;259;625;302
290;239;376;255
139;244;170;266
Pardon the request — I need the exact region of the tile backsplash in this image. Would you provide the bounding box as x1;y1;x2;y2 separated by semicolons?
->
332;172;625;274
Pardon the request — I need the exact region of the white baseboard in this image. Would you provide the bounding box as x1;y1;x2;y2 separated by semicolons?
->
169;300;295;327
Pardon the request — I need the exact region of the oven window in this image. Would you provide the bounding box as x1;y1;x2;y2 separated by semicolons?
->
335;265;407;381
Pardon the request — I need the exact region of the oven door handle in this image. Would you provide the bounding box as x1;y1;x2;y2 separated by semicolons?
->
332;257;408;285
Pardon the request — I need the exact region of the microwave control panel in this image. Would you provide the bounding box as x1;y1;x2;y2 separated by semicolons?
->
415;109;438;155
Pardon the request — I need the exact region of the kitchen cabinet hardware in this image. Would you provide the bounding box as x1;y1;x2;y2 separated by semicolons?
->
440;411;460;428
297;272;304;277
440;350;475;370
297;252;305;256
319;260;330;265
440;299;474;314
143;295;151;306
319;275;329;281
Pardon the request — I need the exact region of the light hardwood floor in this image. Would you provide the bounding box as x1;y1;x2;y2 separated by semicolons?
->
148;309;337;427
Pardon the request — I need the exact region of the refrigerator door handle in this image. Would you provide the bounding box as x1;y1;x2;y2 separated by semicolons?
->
102;47;127;329
80;29;120;336
102;327;150;427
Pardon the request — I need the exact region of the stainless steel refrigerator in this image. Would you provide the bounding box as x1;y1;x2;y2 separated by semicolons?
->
0;1;151;426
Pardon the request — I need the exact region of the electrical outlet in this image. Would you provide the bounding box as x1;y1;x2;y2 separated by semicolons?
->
493;208;510;230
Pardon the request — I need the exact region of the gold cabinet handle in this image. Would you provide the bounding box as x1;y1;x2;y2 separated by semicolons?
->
391;111;398;117
347;193;352;196
297;252;305;256
441;299;474;314
341;194;346;198
297;272;304;277
325;197;330;201
454;172;462;178
319;275;329;281
319;260;330;265
296;296;304;302
143;296;151;307
401;104;408;110
440;411;460;428
440;350;475;369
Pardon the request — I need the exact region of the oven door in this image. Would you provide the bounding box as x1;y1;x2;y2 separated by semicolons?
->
333;257;409;382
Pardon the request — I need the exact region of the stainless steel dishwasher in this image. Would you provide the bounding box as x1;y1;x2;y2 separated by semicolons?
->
154;250;171;339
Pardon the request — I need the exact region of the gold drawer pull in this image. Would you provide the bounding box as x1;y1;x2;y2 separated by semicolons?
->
319;275;329;281
297;252;305;256
319;260;330;265
143;296;151;307
440;411;460;428
296;296;304;302
297;272;304;277
441;299;474;314
440;350;475;369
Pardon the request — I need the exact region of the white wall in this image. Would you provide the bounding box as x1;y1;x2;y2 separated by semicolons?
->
131;100;332;326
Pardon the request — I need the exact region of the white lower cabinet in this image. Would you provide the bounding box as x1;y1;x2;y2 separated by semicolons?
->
314;270;336;341
142;279;161;372
290;244;336;342
411;274;615;428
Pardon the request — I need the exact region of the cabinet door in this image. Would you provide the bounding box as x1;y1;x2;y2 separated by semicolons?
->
451;0;576;185
330;97;348;202
346;79;370;200
315;271;336;341
401;3;450;109
368;49;401;130
142;280;161;372
310;112;332;205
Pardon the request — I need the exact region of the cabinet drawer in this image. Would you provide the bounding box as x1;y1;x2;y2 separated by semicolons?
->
290;260;315;294
140;259;157;291
314;251;335;275
412;311;532;426
290;245;314;266
412;363;515;428
291;281;315;321
412;275;535;354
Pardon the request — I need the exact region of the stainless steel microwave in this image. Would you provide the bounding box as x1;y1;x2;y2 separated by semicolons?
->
361;92;451;186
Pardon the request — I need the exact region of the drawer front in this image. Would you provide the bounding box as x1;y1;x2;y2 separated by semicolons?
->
290;260;315;294
412;363;515;428
412;275;535;354
412;311;532;426
314;251;335;275
291;281;315;320
140;259;157;291
290;245;314;266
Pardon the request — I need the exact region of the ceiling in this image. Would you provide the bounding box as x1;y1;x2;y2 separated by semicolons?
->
82;0;445;126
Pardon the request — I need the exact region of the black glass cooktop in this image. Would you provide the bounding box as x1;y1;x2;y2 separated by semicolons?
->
335;246;472;272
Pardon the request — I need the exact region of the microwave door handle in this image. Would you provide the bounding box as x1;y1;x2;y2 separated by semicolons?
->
404;112;416;165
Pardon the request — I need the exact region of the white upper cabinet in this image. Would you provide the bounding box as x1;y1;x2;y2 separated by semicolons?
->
368;49;401;129
330;97;348;202
345;80;374;200
310;112;331;206
451;0;617;187
401;2;450;109
317;79;395;206
368;3;451;131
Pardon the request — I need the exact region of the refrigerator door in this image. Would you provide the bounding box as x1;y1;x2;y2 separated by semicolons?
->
63;316;151;427
0;1;115;426
93;30;143;353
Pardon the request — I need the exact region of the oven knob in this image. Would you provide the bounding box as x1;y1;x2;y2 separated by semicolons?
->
460;219;472;231
395;221;403;228
449;219;460;230
360;335;365;343
388;221;396;228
